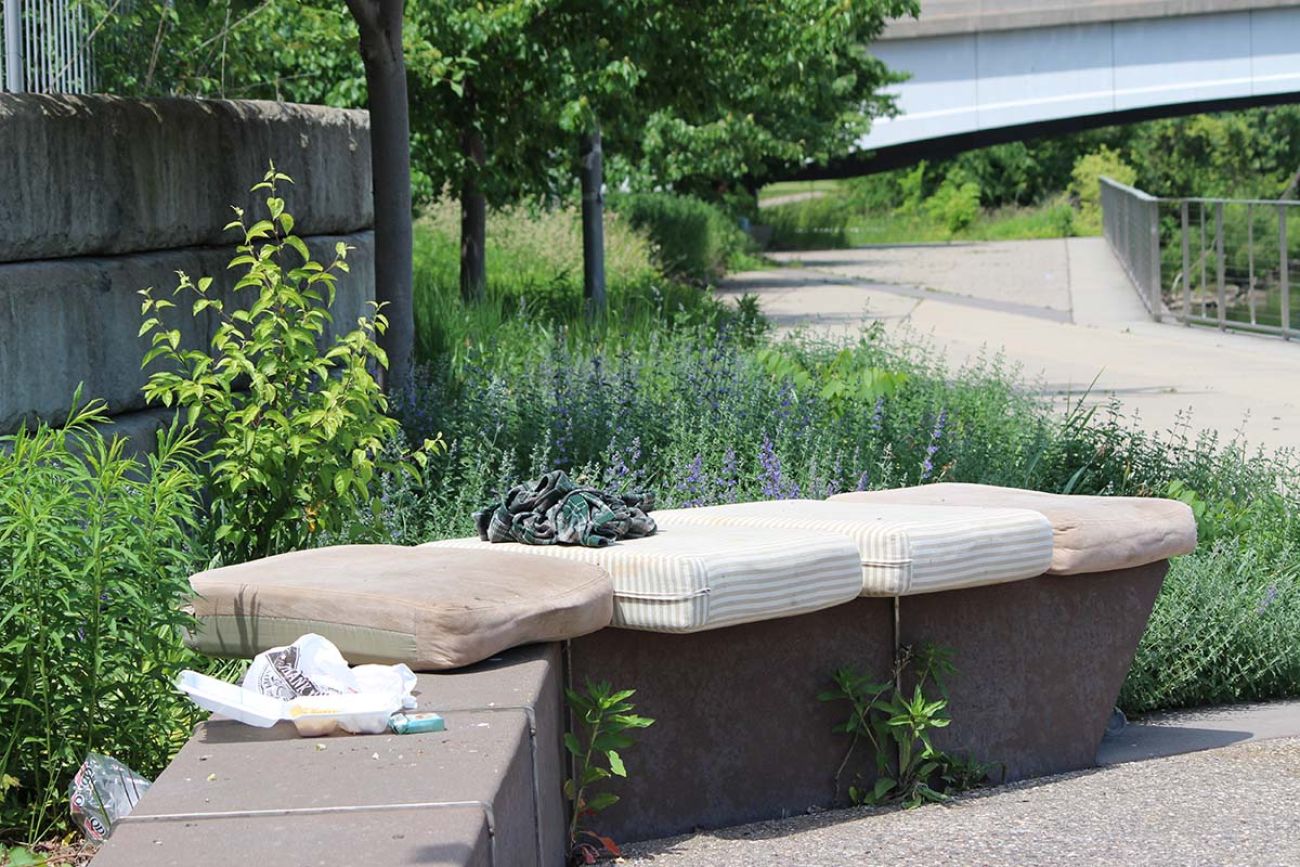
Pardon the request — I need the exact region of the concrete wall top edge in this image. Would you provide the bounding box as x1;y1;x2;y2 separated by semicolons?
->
0;94;374;264
881;0;1298;40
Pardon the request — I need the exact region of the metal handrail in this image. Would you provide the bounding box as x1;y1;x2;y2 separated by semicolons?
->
1100;176;1299;340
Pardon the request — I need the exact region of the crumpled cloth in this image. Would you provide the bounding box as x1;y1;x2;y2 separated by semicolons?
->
475;471;657;547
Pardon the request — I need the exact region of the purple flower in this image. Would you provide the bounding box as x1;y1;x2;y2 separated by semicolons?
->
759;435;789;500
719;447;739;503
920;408;948;482
870;396;885;433
856;470;871;491
677;453;706;507
1258;583;1279;614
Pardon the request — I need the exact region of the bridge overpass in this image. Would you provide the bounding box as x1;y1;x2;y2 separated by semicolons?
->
804;0;1300;177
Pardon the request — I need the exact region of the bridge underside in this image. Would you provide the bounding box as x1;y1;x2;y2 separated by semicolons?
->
789;4;1300;179
794;90;1300;179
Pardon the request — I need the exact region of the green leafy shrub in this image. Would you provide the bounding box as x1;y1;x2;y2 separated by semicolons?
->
0;399;205;841
1121;542;1300;713
611;192;750;283
1070;145;1138;233
925;176;982;236
141;166;437;563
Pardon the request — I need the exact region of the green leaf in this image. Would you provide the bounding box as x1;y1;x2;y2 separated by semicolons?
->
606;750;626;777
585;792;619;813
563;733;583;757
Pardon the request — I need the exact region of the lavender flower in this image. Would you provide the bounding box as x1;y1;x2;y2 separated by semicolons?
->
676;453;705;507
920;408;948;482
760;435;786;499
719;447;739;503
856;470;871;491
869;396;885;433
1258;583;1279;614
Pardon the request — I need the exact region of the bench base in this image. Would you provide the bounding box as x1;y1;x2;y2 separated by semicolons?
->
91;645;566;867
568;561;1166;843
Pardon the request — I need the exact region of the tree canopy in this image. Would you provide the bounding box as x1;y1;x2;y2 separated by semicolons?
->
90;0;918;200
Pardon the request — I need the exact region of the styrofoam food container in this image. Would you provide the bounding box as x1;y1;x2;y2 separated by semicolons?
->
176;670;402;736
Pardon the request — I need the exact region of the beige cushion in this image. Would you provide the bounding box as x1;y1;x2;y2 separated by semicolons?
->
654;500;1053;595
424;525;864;633
187;544;613;670
830;484;1197;575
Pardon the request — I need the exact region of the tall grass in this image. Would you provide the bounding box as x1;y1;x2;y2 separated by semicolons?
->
764;195;1081;249
0;401;209;841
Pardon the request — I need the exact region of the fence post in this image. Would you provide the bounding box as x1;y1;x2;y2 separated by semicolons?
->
1281;204;1291;341
1215;201;1225;330
1181;201;1190;326
1148;199;1161;321
3;0;21;92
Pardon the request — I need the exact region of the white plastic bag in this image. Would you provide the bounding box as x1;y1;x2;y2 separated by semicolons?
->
218;634;417;734
242;633;417;709
243;632;354;699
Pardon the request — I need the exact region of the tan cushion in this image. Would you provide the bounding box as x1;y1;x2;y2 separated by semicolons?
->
829;484;1197;575
187;544;613;670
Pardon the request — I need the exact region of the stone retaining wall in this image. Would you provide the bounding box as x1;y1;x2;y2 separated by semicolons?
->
0;95;374;437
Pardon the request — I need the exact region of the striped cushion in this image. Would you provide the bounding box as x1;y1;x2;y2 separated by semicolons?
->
422;525;862;633
654;500;1054;596
830;484;1197;575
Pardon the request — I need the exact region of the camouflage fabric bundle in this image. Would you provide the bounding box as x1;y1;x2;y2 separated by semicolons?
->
475;471;657;547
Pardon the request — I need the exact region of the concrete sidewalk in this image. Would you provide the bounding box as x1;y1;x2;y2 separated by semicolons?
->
725;238;1300;455
621;699;1300;865
622;734;1300;866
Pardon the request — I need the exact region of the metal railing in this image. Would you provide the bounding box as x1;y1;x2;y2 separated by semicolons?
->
1100;176;1300;339
1100;176;1162;318
1;0;95;94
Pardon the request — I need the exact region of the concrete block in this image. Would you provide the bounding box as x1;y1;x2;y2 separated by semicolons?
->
91;645;566;867
0;95;372;263
0;231;375;434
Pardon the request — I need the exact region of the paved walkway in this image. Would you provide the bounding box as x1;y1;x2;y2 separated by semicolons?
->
623;735;1300;866
724;238;1300;455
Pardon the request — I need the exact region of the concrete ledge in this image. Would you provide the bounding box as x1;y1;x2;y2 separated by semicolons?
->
91;644;565;867
0;231;375;434
0;95;371;263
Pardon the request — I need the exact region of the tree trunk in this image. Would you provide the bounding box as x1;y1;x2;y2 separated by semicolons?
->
579;126;607;317
345;0;414;394
459;82;487;303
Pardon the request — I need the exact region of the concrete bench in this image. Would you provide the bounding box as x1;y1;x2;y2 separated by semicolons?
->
97;487;1196;861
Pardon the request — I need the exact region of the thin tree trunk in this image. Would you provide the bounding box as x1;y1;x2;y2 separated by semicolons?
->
459;81;487;303
345;0;414;394
579;126;606;317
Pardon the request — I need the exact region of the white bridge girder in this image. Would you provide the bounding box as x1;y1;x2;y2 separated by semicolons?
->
860;2;1300;153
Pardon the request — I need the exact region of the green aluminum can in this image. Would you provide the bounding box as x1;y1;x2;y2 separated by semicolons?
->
389;711;446;735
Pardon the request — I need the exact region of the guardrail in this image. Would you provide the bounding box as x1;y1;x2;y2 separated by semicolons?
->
1100;176;1162;318
1100;176;1300;339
